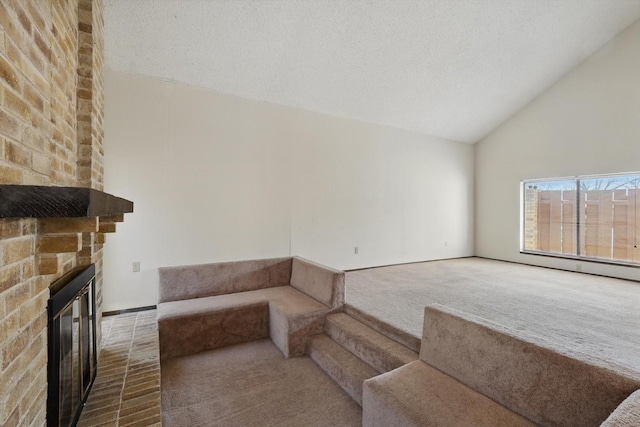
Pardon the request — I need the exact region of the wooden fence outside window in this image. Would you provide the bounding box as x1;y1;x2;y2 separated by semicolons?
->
524;188;639;264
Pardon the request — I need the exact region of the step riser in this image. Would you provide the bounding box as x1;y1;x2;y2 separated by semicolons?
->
309;335;376;406
158;302;269;360
345;304;421;353
325;317;414;374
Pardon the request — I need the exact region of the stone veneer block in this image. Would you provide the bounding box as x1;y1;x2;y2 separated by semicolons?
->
102;214;124;223
158;257;292;303
37;234;82;253
290;257;345;309
38;254;64;275
98;221;116;233
40;217;99;233
420;304;640;427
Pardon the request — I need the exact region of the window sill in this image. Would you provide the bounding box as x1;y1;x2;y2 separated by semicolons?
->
520;250;640;269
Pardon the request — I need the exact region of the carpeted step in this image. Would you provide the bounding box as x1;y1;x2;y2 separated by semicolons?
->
362;360;536;427
325;313;418;374
309;334;379;406
601;389;640;426
420;304;640;427
345;304;421;353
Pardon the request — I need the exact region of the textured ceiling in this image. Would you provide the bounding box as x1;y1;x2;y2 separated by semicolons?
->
104;0;640;144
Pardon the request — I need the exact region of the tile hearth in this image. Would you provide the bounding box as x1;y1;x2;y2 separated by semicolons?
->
77;310;161;427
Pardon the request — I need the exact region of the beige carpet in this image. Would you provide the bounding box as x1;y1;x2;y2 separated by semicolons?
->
346;257;640;376
161;339;362;426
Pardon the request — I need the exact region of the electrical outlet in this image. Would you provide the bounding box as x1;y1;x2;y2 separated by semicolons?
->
133;262;141;273
354;247;359;254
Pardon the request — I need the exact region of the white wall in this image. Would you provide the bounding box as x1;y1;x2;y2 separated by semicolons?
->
103;71;474;311
476;19;640;281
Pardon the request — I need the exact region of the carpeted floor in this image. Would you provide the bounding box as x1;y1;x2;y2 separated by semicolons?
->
346;257;640;377
161;339;362;426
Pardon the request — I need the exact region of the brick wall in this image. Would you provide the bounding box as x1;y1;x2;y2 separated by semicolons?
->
77;0;106;348
0;1;107;426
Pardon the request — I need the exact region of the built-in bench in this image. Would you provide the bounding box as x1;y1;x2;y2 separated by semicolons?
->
157;257;345;360
363;304;640;427
602;389;640;426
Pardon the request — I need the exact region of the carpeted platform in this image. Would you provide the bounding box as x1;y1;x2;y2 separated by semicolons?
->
160;257;640;425
346;257;640;376
161;339;362;426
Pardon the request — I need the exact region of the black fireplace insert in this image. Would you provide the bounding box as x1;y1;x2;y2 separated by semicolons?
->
47;264;97;427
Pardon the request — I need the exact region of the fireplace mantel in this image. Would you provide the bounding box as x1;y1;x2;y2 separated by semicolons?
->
0;185;133;218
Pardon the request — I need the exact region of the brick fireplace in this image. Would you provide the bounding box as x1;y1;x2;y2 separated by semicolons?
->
0;1;125;426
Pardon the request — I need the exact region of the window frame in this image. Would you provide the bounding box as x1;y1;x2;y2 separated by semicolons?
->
520;172;640;268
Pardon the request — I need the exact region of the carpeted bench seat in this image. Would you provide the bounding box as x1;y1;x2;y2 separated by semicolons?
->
363;304;640;427
158;286;329;359
157;256;344;360
363;360;535;426
601;389;640;426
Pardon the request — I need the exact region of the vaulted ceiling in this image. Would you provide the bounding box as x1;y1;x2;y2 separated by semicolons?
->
104;0;640;144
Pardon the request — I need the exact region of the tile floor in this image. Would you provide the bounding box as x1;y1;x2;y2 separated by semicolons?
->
77;310;161;427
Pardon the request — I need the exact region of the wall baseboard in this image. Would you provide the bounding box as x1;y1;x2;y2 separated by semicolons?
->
103;305;157;317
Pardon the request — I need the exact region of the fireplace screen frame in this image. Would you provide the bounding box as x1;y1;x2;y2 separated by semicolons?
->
47;264;97;427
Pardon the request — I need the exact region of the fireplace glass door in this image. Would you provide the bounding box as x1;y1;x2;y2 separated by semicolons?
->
58;298;80;426
48;265;97;427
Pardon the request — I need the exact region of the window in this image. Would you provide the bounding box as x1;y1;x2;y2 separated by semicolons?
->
522;172;640;265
